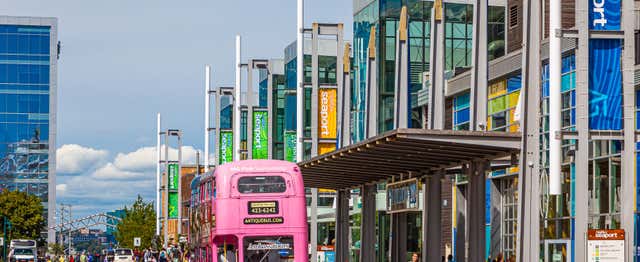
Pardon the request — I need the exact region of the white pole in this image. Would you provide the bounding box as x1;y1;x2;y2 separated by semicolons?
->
204;65;211;172
234;35;242;162
296;0;304;163
549;0;562;195
156;113;161;235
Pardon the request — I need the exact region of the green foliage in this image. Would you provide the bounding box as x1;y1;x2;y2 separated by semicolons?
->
48;243;65;256
114;195;155;249
0;190;45;241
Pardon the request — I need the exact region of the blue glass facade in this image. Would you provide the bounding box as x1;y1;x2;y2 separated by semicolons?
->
0;24;51;204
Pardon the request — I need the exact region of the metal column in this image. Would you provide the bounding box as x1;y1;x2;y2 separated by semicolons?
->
621;0;636;257
360;184;376;262
515;0;541;257
336;24;344;148
338;43;352;148
428;0;445;130
393;6;409;129
204;65;211;171
311;24;319;155
468;160;488;262
310;188;318;262
390;212;407;262
469;0;488;131
267;61;274;159
247;61;255;159
234;35;242;162
424;172;443;262
365;26;378;138
156;114;162;236
574;0;590;257
335;189;350;261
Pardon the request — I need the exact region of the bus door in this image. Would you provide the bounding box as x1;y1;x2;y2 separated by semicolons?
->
215;237;239;262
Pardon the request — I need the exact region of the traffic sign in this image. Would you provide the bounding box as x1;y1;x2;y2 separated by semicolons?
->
133;237;141;247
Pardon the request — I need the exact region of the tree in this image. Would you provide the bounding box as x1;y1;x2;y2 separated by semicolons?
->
0;190;45;241
48;243;65;257
114;195;155;249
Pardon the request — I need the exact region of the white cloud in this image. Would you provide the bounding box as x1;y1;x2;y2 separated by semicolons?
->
56;144;109;174
92;163;148;180
56;184;67;195
113;146;201;171
56;144;203;218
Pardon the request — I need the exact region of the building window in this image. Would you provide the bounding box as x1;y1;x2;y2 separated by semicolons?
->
500;178;518;260
487;74;521;132
488;6;506;60
444;3;473;71
452;92;470;130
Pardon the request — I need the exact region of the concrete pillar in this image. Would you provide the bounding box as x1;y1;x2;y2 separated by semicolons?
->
468;160;488;262
360;184;376;262
335;189;350;261
393;6;409;129
428;0;445;130
424;173;443;262
621;0;636;258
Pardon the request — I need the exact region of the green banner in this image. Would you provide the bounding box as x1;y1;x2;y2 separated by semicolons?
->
219;131;233;164
168;192;178;219
168;163;179;191
252;111;268;159
284;130;297;162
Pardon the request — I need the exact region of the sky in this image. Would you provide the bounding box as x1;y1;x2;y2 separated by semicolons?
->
2;0;353;218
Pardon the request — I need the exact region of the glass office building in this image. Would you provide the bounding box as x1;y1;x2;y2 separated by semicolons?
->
0;16;58;242
353;0;505;141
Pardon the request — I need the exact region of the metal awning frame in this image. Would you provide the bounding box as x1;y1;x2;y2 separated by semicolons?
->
299;128;521;189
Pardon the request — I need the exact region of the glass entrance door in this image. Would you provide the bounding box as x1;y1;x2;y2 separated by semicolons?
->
543;240;571;262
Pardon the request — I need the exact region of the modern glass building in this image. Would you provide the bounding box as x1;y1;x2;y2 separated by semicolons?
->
0;16;58;242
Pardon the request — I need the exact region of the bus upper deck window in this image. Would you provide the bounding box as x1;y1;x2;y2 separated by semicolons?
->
237;176;287;194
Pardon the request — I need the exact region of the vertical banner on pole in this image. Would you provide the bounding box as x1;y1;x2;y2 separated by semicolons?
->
588;0;622;130
220;131;233;164
252;111;268;159
284;131;297;162
168;164;179;190
168;193;178;219
318;88;338;139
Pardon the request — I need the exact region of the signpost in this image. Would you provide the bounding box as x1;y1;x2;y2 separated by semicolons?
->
386;178;419;213
587;229;624;261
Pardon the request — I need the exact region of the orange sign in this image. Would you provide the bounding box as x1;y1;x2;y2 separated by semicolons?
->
318;88;337;139
319;143;336;155
588;229;625;240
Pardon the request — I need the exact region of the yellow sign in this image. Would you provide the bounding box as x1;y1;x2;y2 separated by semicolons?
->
318;88;337;139
319;143;336;155
248;201;279;215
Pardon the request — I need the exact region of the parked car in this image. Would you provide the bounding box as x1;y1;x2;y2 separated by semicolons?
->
113;249;134;262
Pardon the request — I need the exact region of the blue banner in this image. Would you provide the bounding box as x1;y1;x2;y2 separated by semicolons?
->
589;39;622;130
589;0;620;30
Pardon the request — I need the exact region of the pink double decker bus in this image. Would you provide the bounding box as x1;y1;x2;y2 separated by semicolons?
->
198;160;308;262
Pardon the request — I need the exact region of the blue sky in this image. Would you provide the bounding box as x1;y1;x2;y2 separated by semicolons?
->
2;0;353;217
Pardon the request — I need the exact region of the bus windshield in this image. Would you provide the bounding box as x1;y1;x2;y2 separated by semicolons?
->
237;176;286;194
12;249;34;255
243;236;294;261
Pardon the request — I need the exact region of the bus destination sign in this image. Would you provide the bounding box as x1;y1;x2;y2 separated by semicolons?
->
244;217;284;225
248;201;279;215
